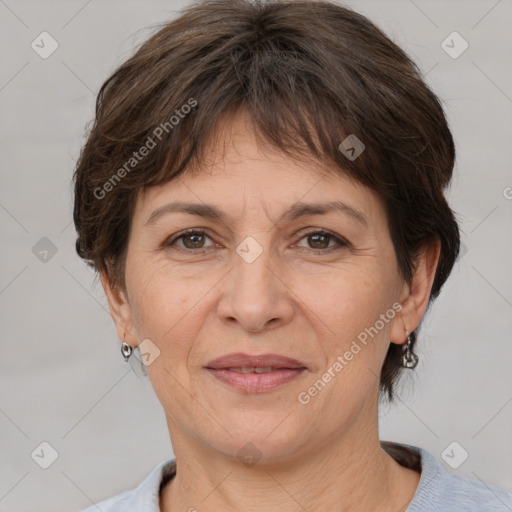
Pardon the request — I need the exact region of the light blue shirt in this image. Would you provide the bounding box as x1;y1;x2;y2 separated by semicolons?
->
80;444;512;511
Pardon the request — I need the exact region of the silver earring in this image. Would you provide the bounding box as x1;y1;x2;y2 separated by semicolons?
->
402;330;419;369
121;341;132;362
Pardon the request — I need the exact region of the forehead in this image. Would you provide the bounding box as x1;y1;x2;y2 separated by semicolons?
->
134;109;383;227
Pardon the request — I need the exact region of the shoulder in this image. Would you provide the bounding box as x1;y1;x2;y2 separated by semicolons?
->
80;489;132;512
79;459;176;512
383;442;512;512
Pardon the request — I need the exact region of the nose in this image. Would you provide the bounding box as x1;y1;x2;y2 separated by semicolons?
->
216;239;295;334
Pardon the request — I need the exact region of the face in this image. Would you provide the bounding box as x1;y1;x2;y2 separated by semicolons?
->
104;110;428;464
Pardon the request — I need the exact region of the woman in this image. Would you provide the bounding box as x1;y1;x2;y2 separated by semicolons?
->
73;0;512;510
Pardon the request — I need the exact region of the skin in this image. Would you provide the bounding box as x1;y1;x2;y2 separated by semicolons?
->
102;109;440;512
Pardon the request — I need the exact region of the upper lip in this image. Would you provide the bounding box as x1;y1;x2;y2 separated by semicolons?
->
205;353;307;370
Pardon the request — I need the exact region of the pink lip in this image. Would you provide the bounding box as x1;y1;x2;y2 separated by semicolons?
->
206;368;306;393
205;352;307;370
204;353;308;394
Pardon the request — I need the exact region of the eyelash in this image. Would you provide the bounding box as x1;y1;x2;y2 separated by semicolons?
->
164;228;349;254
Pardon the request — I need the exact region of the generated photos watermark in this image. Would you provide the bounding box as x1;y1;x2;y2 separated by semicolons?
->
93;97;198;200
298;302;402;404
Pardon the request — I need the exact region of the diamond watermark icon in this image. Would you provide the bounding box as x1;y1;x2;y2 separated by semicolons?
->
31;32;59;59
338;134;365;161
237;442;262;468
32;237;58;263
441;441;469;469
31;441;59;469
441;32;468;59
236;236;263;264
133;338;161;366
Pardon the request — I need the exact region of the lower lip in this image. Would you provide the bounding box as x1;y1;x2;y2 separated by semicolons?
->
205;368;306;393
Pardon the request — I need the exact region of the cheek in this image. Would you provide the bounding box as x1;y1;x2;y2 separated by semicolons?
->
126;261;209;366
299;262;391;332
292;264;398;394
125;260;177;336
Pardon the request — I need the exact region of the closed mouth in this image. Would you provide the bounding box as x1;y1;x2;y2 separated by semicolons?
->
205;352;308;371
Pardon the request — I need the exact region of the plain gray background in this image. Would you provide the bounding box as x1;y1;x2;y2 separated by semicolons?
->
1;0;511;511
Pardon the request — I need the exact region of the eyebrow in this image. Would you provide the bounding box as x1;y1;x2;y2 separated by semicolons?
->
145;200;368;227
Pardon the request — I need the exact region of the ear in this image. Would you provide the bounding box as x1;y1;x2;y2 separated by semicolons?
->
100;270;138;347
390;237;441;345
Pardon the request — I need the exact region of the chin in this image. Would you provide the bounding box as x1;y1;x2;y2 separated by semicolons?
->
206;418;307;464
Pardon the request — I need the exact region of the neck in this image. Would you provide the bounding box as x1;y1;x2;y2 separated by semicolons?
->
160;413;420;511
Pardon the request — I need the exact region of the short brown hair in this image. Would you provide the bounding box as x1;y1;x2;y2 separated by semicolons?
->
73;0;460;402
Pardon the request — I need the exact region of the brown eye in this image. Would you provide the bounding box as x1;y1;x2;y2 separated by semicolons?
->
165;229;214;251
181;232;207;249
296;230;349;251
307;233;331;249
